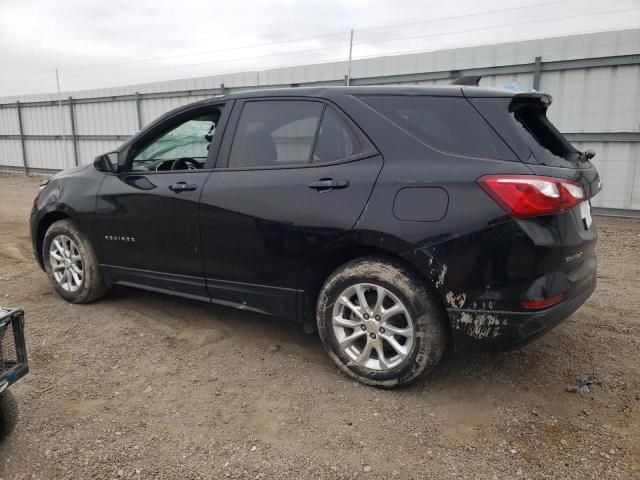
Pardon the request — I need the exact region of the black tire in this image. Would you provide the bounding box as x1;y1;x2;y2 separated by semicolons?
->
0;390;18;441
43;219;108;303
316;256;446;389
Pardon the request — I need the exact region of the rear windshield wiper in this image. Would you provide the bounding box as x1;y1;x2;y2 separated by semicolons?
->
579;149;596;162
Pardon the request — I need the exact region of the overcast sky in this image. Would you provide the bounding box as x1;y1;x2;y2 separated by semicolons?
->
1;0;639;96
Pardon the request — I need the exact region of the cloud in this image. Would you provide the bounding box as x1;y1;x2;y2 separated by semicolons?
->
0;0;638;96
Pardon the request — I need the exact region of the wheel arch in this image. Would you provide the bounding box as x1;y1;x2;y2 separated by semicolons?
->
300;243;452;344
35;211;72;270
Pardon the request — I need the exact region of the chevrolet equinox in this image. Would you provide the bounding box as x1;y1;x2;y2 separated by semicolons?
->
30;84;600;388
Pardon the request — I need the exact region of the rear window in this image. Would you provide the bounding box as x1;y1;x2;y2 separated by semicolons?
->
509;100;583;168
469;97;586;169
359;95;515;161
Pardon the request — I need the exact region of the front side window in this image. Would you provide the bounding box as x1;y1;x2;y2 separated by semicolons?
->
228;101;323;168
131;108;221;171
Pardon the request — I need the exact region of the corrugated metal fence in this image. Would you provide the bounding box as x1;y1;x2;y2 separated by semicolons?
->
1;29;639;212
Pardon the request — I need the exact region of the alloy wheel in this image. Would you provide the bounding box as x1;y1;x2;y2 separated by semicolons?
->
331;283;414;371
49;234;84;292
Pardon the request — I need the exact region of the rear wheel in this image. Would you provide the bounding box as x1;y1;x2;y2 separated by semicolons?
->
43;219;108;303
316;256;446;388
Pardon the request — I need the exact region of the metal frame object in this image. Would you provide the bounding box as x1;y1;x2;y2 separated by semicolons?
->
0;308;29;391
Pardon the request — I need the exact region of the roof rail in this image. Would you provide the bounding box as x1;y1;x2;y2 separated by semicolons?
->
449;75;482;86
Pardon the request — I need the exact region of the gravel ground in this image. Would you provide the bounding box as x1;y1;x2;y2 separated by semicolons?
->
0;173;638;479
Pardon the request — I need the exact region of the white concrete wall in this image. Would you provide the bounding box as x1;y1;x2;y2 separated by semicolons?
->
1;29;639;210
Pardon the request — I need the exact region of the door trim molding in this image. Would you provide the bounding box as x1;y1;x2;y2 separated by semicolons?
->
100;264;301;321
101;264;209;302
205;276;301;293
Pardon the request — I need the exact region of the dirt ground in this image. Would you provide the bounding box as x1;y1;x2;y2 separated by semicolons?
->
0;173;638;480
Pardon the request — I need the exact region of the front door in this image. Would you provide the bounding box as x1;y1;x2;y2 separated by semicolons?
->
199;99;383;319
95;102;229;300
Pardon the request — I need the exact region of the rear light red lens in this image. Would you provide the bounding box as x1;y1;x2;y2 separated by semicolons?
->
477;175;585;218
521;293;566;309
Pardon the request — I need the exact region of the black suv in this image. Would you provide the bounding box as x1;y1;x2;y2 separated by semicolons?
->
30;85;600;388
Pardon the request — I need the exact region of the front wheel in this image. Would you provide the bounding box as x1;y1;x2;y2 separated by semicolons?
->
43;219;108;303
316;257;446;389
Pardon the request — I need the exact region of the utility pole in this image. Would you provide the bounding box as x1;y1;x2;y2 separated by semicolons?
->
346;29;354;86
55;69;69;160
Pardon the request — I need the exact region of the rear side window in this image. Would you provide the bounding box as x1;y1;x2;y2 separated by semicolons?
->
313;107;367;163
228;100;322;168
360;95;515;160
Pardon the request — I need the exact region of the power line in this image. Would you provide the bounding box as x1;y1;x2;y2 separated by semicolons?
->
60;30;350;73
61;6;639;81
61;0;575;72
353;0;575;34
57;25;638;92
61;44;350;80
354;5;640;48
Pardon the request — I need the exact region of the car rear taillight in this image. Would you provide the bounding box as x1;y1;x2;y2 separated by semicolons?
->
477;175;585;218
521;293;566;309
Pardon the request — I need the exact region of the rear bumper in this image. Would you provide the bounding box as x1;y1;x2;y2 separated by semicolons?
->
448;271;596;351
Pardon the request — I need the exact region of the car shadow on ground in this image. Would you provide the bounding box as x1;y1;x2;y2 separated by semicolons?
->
102;284;545;394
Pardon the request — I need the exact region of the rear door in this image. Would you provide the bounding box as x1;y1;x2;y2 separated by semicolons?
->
199;98;383;319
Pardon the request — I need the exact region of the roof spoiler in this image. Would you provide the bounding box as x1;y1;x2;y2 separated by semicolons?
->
449;75;482;86
511;92;553;107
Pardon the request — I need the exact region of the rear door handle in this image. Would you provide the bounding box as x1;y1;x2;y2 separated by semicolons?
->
169;182;198;192
307;178;350;192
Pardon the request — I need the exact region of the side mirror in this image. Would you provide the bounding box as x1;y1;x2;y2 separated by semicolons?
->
94;152;118;173
584;149;596;160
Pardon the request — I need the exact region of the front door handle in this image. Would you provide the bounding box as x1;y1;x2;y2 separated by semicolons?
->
169;182;198;193
307;178;350;192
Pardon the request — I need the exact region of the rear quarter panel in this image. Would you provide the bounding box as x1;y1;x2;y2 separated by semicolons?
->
332;93;537;308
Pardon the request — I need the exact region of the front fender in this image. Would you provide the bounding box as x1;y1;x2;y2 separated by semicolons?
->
30;166;105;269
30;200;82;271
